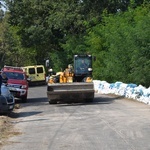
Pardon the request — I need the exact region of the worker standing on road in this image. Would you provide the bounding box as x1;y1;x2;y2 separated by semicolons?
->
0;71;2;95
2;72;8;85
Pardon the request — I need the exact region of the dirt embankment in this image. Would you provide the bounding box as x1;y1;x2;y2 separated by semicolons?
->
0;104;21;148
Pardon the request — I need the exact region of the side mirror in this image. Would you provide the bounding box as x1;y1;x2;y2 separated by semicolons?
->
45;59;50;68
27;78;31;82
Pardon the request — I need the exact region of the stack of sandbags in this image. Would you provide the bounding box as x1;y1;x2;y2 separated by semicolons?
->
93;80;150;105
132;85;150;105
93;80;102;93
124;83;138;99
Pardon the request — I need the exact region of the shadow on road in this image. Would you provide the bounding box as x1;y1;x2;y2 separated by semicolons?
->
27;97;48;103
9;111;43;118
94;95;124;104
28;84;47;88
5;95;124;118
55;95;124;107
15;97;48;104
14;94;124;107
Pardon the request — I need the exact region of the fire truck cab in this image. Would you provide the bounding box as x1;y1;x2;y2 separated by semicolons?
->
2;66;29;103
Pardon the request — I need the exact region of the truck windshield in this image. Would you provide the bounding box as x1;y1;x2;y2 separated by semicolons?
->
4;72;25;80
74;57;92;74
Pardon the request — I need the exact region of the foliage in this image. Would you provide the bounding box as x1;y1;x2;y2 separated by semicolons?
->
128;5;150;86
0;0;149;87
85;3;150;87
0;12;12;67
3;0;141;66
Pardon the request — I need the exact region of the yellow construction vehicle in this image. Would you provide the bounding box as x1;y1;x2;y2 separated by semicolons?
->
46;54;95;104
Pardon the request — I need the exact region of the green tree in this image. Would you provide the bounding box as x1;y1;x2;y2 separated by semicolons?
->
0;12;11;67
2;0;140;67
0;11;37;67
85;3;150;87
129;4;150;87
2;0;149;78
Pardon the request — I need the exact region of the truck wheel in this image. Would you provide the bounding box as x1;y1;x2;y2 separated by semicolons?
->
49;100;57;104
22;96;27;103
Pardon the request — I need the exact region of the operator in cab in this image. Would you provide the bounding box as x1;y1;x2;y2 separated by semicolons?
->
80;60;88;68
78;59;89;72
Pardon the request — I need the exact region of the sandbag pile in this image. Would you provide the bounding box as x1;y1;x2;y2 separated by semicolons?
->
93;80;150;105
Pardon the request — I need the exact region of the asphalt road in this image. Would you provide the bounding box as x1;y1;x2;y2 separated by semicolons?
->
1;85;150;150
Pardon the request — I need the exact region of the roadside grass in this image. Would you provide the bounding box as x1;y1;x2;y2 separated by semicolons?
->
0;104;21;148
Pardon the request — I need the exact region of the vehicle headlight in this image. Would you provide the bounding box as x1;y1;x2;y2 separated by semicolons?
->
21;85;27;89
88;68;93;72
48;68;53;72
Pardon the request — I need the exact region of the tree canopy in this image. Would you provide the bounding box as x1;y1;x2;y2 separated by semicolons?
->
0;0;149;87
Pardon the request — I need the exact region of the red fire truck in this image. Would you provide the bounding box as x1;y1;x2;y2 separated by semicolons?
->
2;66;29;103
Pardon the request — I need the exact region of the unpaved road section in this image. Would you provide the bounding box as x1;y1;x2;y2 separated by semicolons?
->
1;85;150;150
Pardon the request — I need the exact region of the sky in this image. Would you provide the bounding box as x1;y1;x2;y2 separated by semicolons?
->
0;0;7;12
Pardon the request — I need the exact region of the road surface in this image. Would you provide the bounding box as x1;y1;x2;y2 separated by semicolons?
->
1;85;150;150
